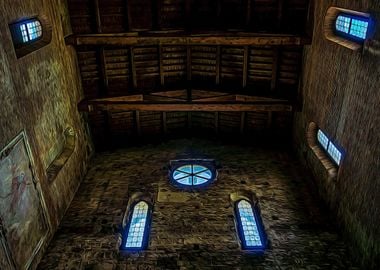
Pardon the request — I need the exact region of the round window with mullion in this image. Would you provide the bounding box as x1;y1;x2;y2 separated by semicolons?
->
171;163;216;188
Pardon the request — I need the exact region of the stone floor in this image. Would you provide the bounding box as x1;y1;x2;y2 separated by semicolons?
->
38;138;359;269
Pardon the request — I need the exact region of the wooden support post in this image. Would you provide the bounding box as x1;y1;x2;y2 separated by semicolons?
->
187;45;192;100
153;0;161;30
159;44;164;86
93;0;102;33
162;111;167;134
102;110;112;146
187;112;192;129
216;45;221;85
129;47;137;89
134;110;141;136
271;48;280;91
240;112;246;135
246;0;252;28
214;112;219;134
277;0;284;31
267;111;273;128
185;0;192;31
243;46;249;88
98;47;108;97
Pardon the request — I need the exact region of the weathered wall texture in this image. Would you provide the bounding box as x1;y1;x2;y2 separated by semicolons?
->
0;0;91;268
293;0;380;268
39;139;358;269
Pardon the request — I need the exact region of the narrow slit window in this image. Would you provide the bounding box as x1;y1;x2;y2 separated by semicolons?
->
235;200;266;250
335;14;369;40
123;201;150;250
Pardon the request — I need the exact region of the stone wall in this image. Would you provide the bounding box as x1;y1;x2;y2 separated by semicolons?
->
293;0;380;268
39;139;358;269
0;0;91;268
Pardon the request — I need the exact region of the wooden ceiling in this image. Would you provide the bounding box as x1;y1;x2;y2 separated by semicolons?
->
66;0;311;148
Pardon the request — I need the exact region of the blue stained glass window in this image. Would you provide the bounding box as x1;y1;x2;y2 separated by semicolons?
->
336;15;351;33
316;128;343;166
236;200;265;250
124;201;149;250
349;18;369;39
19;20;42;43
172;164;213;186
317;129;329;150
327;143;342;166
335;14;369;40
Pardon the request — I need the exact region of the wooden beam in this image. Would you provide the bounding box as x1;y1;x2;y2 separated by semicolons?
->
66;34;311;46
80;100;293;112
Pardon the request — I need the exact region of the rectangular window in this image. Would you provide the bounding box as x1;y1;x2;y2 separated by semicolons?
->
317;128;343;166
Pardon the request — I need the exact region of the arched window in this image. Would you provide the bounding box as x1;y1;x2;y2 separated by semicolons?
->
169;160;217;188
235;199;266;250
121;201;151;251
9;16;52;58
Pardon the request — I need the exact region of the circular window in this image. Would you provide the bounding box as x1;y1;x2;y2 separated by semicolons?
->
171;164;215;187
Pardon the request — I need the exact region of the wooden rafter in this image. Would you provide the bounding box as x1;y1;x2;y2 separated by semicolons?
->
79;100;292;113
65;33;311;47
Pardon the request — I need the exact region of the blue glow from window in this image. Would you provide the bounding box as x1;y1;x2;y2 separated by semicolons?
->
125;201;149;249
19;20;42;43
335;14;369;40
172;164;212;186
327;143;342;166
317;129;329;150
237;200;264;249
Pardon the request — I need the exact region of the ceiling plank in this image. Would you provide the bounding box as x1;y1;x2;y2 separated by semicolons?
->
66;33;311;46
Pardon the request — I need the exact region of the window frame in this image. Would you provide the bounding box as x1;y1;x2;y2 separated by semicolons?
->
334;12;370;43
120;200;152;252
234;199;267;251
169;159;217;189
